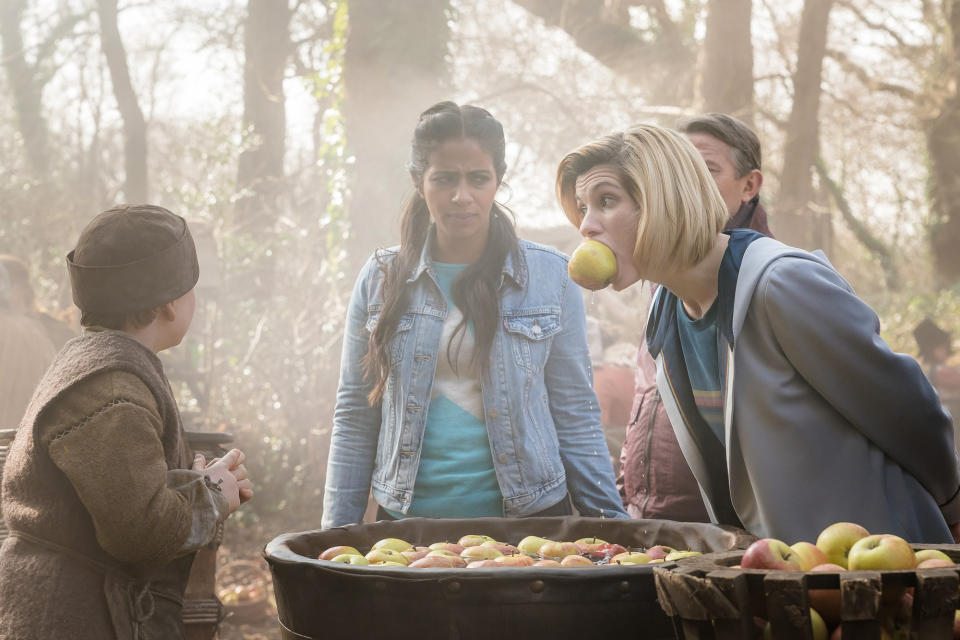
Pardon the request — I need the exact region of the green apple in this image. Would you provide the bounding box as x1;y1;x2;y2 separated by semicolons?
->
610;551;652;565
665;550;703;561
815;522;870;569
365;548;410;565
847;534;916;571
917;558;955;569
457;534;496;548
461;546;503;563
330;553;369;565
763;608;827;640
568;239;617;290
371;537;413;552
914;549;952;564
319;545;361;561
790;541;828;571
574;537;607;554
517;535;553;557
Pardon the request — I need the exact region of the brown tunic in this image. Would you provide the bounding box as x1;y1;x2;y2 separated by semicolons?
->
0;329;226;640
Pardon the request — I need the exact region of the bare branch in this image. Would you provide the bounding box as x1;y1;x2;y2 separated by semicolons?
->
826;48;919;101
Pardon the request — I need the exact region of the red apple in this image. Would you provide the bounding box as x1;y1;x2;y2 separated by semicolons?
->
645;545;676;561
427;550;467;568
409;555;456;568
319;545;361;561
847;535;916;571
481;540;520;555
401;548;430;564
791;541;828;571
816;522;870;569
741;538;804;571
808;563;846;627
917;558;955;569
574;537;607;554
594;543;628;559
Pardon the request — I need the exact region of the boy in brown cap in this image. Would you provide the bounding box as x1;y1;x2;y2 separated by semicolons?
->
0;204;253;640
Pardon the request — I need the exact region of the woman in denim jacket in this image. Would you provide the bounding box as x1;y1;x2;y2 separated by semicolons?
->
321;102;627;528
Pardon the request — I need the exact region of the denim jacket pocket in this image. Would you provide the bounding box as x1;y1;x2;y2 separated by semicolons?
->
366;307;415;366
503;309;561;373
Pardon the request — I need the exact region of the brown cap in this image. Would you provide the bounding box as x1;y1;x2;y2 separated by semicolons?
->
67;204;199;314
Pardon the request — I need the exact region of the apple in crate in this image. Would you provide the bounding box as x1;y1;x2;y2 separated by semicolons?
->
763;608;827;640
665;550;702;561
790;541;828;571
847;534;916;571
808;563;846;627
914;549;952;564
815;522;870;569
741;538;803;570
319;545;361;561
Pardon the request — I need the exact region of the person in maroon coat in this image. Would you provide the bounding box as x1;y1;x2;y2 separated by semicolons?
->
617;113;773;521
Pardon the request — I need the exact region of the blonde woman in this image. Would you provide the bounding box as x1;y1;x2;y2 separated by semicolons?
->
556;124;960;544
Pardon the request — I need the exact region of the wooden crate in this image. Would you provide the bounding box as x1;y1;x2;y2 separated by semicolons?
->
654;544;960;639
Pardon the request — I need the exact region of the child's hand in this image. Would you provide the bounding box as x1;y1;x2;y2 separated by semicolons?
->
193;449;250;513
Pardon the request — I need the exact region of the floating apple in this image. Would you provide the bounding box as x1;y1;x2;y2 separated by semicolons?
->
816;522;870;569
560;555;595;567
538;541;581;560
741;539;803;571
568;239;617;290
371;537;413;552
465;559;502;569
428;542;465;555
329;553;369;565
665;550;702;561
847;534;916;571
495;554;535;567
458;534;496;548
400;547;430;564
574;537;607;554
365;548;409;565
319;545;361;561
610;551;651;565
461;546;503;563
481;540;520;555
517;536;553;557
426;550;467;568
594;543;628;559
790;541;829;571
533;559;562;567
645;545;676;561
409;556;456;569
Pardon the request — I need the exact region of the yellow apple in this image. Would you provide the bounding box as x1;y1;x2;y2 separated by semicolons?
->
568;239;617;290
365;548;409;565
371;537;413;552
815;522;870;569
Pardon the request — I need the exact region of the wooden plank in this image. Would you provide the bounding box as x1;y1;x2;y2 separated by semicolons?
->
838;572;882;640
706;569;754;640
679;618;716;640
764;572;813;640
911;569;958;639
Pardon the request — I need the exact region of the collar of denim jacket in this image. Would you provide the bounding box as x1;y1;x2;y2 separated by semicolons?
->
406;224;527;290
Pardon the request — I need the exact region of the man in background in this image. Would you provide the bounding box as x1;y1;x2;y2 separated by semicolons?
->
0;263;56;427
0;255;76;349
617;113;772;521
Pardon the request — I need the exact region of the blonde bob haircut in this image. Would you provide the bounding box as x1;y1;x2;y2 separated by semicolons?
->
556;124;728;273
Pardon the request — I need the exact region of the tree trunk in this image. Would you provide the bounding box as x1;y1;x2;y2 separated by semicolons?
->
927;0;960;285
97;0;148;202
700;0;754;124
343;0;450;270
776;0;834;250
512;0;694;104
0;0;50;178
237;0;290;227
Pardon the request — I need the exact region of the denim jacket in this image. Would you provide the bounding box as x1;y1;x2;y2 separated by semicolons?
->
321;235;628;528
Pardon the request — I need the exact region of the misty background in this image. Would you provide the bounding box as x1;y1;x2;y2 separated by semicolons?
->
3;0;960;565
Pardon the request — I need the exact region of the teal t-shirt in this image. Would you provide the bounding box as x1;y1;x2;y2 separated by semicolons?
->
384;262;503;518
676;299;724;444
